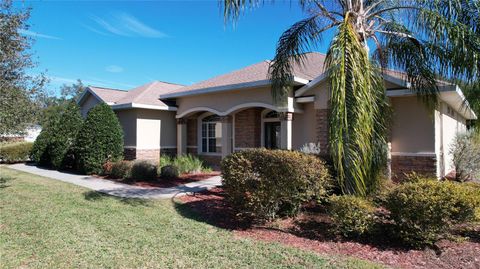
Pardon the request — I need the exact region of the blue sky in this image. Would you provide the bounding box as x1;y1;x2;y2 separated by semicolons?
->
19;1;333;94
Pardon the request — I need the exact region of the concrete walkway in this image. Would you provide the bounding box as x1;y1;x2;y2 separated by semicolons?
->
7;163;222;199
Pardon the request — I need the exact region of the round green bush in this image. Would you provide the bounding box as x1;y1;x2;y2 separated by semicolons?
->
385;180;480;248
221;148;332;220
110;161;132;180
130;160;158;181
160;164;179;179
329;195;376;239
0;142;33;163
74;103;124;174
30;102;83;169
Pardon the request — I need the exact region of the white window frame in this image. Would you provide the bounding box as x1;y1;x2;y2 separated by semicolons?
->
198;113;222;156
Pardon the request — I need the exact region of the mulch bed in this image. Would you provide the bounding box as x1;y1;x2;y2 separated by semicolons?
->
178;188;480;269
100;172;221;188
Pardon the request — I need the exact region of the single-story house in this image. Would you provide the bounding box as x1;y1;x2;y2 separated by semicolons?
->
78;52;477;179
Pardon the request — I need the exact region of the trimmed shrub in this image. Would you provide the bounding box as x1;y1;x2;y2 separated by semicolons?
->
30;102;83;169
31;112;62;166
74;103;124;174
385;180;480;248
160;165;179;179
110;161;132;179
329;195;376;239
130;160;158;181
221;149;331;220
173;154;205;174
0;142;33;163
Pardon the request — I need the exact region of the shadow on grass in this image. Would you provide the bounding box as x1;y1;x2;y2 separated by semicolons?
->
173;190;252;230
0;176;14;189
83;190;153;207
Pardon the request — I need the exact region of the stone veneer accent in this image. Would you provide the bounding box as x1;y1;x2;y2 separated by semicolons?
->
391;155;437;181
315;109;329;154
187;118;198;154
123;147;177;161
235;108;262;148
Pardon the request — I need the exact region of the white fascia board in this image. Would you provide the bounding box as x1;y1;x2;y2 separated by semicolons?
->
295;73;327;97
295;72;413;98
111;103;177;111
295;96;315;103
160;77;310;99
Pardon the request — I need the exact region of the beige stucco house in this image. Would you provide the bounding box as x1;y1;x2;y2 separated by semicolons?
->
78;52;477;179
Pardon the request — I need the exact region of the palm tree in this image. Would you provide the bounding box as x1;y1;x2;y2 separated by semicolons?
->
223;0;480;196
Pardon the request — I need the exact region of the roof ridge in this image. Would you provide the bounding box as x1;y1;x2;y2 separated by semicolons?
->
153;80;185;86
131;81;159;102
88;85;127;92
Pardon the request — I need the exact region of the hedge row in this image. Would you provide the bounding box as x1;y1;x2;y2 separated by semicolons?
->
32;102;124;174
0;142;33;163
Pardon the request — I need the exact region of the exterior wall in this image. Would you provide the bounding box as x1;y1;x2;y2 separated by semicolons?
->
435;101;468;176
80;94;100;117
292;103;318;150
390;97;435;153
234;108;262;149
176;86;280;117
116;110;137;148
186;118;198;154
134;109;177;161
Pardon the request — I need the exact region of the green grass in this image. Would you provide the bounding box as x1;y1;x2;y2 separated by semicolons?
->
0;167;383;269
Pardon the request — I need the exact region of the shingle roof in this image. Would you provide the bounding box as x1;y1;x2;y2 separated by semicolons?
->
88;86;128;104
86;81;183;109
114;81;183;107
161;52;327;97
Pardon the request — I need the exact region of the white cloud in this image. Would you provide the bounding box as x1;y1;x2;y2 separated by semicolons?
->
19;29;61;40
105;65;124;73
85;12;167;38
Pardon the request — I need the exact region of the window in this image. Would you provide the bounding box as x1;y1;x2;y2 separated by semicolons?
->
201;115;222;153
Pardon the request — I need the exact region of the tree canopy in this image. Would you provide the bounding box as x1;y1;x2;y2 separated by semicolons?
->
222;0;479;195
0;0;46;135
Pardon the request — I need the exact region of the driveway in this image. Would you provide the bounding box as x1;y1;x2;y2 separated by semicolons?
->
7;163;222;199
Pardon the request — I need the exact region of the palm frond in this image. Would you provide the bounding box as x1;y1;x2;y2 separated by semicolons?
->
269;15;337;104
326;14;387;195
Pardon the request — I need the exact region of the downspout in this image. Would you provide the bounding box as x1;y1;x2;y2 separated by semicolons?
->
438;102;445;178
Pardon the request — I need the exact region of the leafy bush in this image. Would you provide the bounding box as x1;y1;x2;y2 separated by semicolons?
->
130;160;158;181
110;161;132;179
385;180;480;248
173;154;205;174
30;102;83;169
450;131;480;181
402;172;436;183
158;155;173;168
160;165;179;179
74;103;124;174
221;149;331;220
329;195;376;239
0;142;33;163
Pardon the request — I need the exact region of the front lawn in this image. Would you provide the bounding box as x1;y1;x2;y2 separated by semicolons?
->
0;167;381;269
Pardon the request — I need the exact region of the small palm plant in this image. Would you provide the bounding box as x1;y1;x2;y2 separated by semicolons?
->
223;0;479;196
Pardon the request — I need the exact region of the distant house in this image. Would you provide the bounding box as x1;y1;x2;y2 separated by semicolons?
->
0;125;42;143
78;53;477;180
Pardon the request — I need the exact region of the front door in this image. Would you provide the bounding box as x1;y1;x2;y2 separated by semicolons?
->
264;122;281;149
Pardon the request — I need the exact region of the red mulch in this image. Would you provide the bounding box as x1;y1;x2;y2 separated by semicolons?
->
178;188;480;269
100;172;221;188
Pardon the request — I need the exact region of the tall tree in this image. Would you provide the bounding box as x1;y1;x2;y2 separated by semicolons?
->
0;0;46;135
223;0;480;195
